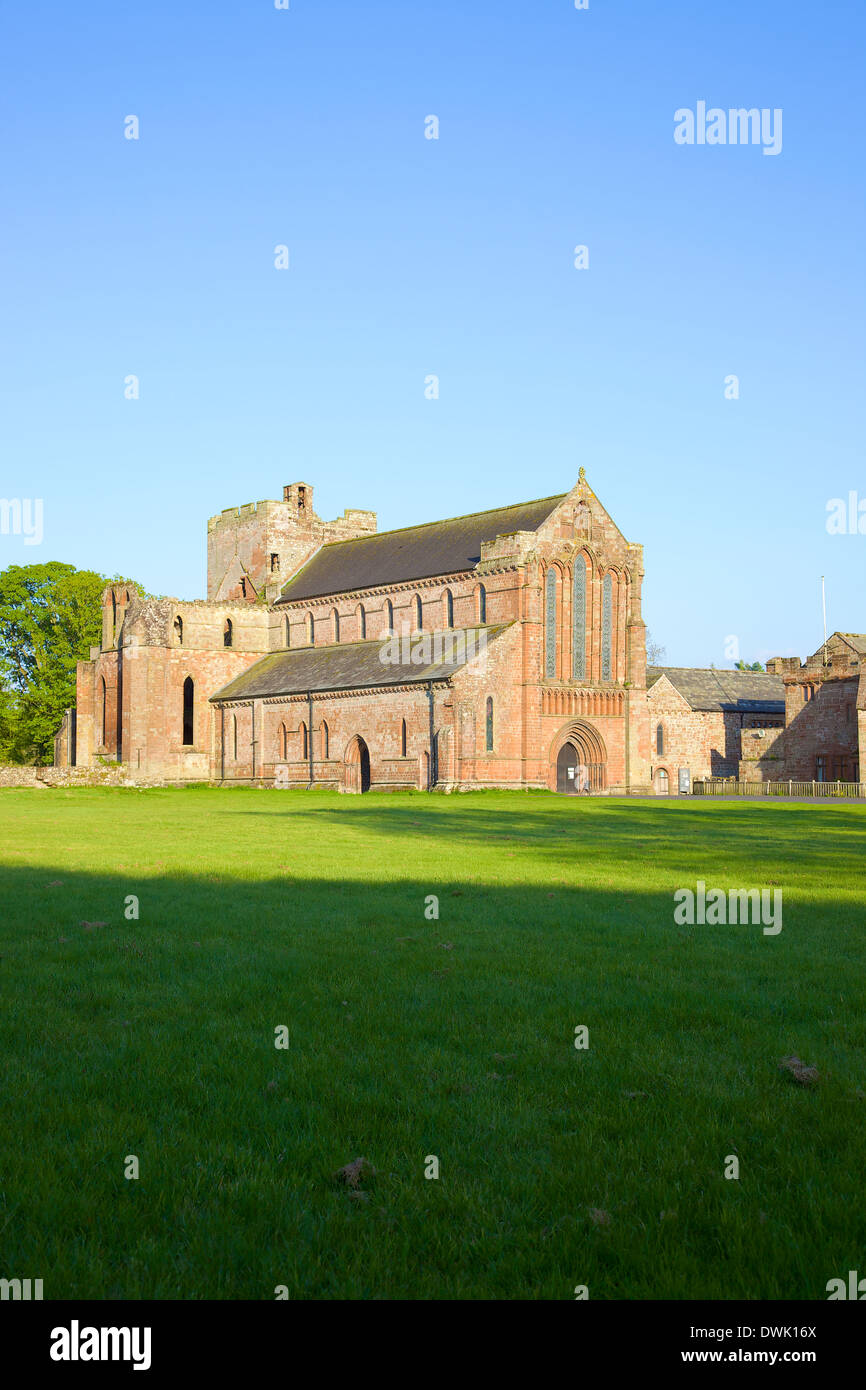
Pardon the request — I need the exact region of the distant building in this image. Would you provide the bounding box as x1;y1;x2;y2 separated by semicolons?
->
54;475;865;792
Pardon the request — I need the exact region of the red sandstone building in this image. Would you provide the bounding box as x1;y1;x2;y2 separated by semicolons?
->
55;475;865;793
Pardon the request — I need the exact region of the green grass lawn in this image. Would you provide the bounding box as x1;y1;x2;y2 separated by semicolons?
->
1;787;864;1301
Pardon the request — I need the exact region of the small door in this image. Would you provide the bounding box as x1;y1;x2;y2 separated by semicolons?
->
359;741;371;793
557;743;578;794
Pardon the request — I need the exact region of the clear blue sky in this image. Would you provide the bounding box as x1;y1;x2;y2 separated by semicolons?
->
1;0;863;666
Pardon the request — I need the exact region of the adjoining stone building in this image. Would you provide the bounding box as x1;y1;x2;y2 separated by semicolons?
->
644;634;865;792
645;666;786;794
54;473;865;793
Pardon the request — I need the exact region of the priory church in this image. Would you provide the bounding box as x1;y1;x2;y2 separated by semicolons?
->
54;472;864;793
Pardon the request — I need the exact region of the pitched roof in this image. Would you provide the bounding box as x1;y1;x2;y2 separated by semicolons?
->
209;625;510;702
835;633;866;655
647;666;785;713
276;494;566;604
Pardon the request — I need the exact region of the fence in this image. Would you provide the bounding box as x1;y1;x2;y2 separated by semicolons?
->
694;779;866;799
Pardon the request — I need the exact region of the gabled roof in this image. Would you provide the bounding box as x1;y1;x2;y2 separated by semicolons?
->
276;494;566;604
210;625;511;702
832;633;866;656
647;666;785;713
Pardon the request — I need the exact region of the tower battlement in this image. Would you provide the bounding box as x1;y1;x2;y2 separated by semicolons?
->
207;481;377;603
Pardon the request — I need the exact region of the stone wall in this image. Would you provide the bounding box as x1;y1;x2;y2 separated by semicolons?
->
0;764;162;788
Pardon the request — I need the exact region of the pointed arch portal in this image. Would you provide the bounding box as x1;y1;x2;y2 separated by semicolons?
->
552;721;607;794
344;735;371;793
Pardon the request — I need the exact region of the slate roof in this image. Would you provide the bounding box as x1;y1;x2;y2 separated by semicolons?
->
209;625;511;702
835;633;866;655
276;494;567;604
647;666;785;713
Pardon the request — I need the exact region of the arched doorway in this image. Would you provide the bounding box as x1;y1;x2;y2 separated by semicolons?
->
654;767;670;796
557;743;579;794
345;735;371;793
551;721;607;794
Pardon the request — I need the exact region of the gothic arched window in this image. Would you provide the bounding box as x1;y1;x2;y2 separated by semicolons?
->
601;573;613;681
572;561;586;680
545;568;557;678
485;697;494;751
182;677;194;746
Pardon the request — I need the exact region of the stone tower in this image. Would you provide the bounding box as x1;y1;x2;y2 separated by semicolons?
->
207;481;377;604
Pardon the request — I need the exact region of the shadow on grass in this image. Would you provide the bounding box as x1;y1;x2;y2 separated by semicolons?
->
1;860;865;1300
229;792;866;879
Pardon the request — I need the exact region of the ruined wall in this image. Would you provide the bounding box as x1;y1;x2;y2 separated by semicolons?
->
207;483;377;604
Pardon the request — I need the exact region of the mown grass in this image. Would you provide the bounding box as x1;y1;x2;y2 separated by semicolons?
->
1;787;864;1300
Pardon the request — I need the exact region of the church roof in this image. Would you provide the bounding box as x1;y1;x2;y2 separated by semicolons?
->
647;666;785;713
276;494;566;603
831;633;866;655
209;625;511;702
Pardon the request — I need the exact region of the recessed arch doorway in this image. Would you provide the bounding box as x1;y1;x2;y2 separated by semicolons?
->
344;735;371;793
551;720;607;794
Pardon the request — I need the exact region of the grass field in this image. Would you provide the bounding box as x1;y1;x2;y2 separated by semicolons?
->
1;786;864;1301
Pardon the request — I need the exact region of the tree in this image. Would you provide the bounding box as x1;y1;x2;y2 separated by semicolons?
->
735;660;764;672
646;629;667;665
0;563;142;764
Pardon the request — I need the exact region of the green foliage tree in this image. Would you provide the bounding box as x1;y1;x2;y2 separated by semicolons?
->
735;660;765;671
0;563;142;764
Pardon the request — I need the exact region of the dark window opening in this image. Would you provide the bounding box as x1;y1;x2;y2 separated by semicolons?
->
270;553;279;572
656;723;664;756
478;584;486;623
183;677;194;746
224;618;233;648
174;615;183;645
486;696;494;752
400;718;407;757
